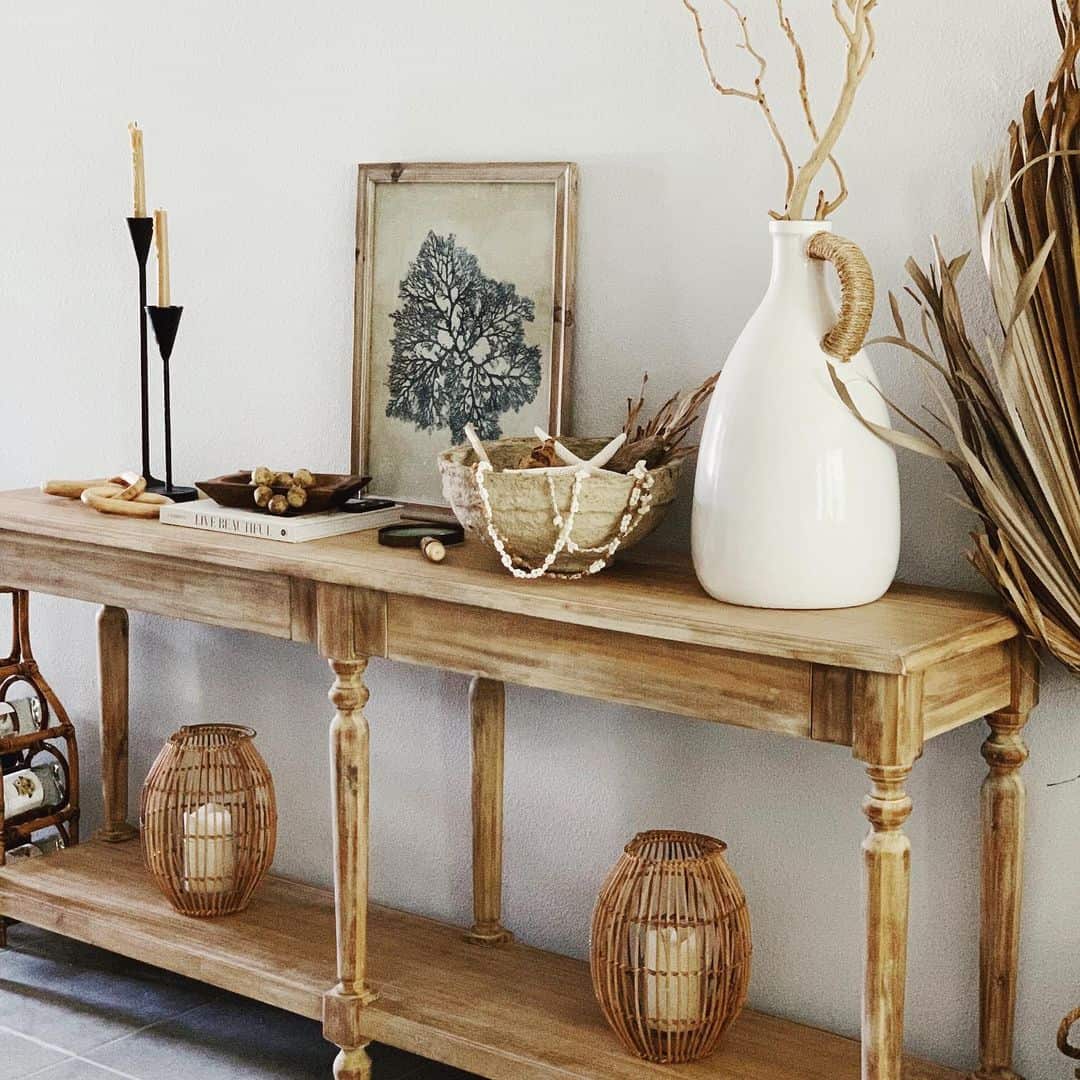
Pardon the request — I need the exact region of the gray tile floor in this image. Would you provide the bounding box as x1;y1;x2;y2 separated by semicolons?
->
0;923;477;1079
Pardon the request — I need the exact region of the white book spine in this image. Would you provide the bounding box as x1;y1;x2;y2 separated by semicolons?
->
160;503;401;542
183;508;280;539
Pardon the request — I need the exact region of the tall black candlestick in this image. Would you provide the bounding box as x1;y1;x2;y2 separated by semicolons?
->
126;217;162;488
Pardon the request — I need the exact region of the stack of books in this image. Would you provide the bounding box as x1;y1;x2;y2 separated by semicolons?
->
160;498;403;543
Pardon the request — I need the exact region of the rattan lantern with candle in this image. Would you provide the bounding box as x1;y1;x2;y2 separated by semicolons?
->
590;830;751;1064
140;725;276;917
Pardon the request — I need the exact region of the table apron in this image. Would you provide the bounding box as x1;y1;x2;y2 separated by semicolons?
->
385;593;813;738
1;541;1010;745
0;530;296;640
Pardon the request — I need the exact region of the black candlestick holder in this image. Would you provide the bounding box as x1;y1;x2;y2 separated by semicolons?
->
146;305;197;502
125;217;197;503
126;217;163;490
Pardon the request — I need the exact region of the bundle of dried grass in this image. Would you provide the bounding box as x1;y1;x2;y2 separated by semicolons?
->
848;3;1080;671
608;372;720;472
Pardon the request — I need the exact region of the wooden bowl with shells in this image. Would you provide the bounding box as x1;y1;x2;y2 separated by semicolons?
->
439;436;681;578
439;374;716;579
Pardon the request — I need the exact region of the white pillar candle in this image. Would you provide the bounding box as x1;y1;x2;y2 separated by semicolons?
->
182;802;235;894
644;925;703;1029
128;122;147;218
154;208;170;306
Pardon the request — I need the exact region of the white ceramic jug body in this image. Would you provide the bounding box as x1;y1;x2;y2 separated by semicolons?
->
691;221;900;609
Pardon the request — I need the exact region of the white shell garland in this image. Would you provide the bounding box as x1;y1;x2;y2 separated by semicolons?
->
474;458;654;580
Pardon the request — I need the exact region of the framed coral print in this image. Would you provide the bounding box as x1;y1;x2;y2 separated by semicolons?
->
351;161;577;504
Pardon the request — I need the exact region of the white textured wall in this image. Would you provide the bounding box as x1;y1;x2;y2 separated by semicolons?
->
1;1;1077;1075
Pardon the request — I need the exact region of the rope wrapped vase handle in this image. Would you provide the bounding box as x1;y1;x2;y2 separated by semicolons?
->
1060;1006;1080;1075
807;231;875;361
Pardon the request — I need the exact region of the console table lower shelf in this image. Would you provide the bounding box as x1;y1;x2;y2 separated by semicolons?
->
0;839;960;1080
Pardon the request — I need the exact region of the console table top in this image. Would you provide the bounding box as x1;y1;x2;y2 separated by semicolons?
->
0;488;1015;674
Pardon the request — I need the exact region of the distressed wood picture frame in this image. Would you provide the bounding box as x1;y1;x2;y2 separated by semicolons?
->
352;162;577;505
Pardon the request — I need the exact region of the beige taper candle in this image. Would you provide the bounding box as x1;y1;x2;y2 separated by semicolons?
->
154;208;170;306
128;122;147;217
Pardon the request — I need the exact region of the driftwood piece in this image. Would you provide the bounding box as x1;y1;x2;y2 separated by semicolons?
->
516;440;559;470
607;435;667;474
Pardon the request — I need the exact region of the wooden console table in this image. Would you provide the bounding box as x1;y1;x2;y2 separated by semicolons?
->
0;488;1035;1080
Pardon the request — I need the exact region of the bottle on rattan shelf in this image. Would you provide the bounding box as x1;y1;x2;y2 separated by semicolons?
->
140;724;276;917
590;830;751;1064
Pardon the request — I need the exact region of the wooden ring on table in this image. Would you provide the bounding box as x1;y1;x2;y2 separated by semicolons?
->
106;472;147;500
41;479;108;499
80;485;170;505
80;486;172;518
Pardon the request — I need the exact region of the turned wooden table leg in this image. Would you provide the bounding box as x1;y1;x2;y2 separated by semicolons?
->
323;657;377;1080
974;642;1037;1080
861;763;913;1080
852;670;923;1080
95;605;137;843
467;676;513;947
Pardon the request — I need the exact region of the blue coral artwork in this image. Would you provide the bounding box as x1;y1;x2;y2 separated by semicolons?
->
386;231;542;443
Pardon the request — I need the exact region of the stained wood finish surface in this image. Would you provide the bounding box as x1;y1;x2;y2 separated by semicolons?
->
977;641;1038;1080
923;642;1012;740
467;677;512;946
0;840;962;1080
0;489;1015;674
391;597;813;738
95;606;137;843
326;657;376;1080
0;527;294;639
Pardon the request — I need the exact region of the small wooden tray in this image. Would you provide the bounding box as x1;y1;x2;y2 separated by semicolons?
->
196;473;370;515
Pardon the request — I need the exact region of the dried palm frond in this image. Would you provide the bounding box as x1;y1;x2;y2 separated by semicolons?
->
608;371;720;472
854;2;1080;671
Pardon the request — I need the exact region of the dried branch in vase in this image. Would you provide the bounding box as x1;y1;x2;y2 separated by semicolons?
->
608;371;720;472
847;2;1080;673
680;0;877;220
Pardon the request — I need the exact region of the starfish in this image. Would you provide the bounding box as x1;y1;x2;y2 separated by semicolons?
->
464;424;627;476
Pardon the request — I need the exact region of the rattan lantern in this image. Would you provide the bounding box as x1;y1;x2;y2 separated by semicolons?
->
590;830;751;1063
140;724;276;917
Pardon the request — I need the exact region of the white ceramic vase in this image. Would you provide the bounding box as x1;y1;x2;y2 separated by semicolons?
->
691;220;900;609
